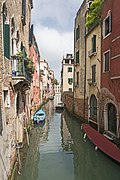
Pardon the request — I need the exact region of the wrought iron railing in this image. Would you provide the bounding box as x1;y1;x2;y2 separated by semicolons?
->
12;55;33;82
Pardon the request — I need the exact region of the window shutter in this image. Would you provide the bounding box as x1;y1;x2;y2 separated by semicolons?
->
76;25;80;41
92;35;96;52
29;24;33;43
76;51;79;64
22;0;26;17
4;24;10;59
92;65;96;82
109;12;112;33
22;0;26;25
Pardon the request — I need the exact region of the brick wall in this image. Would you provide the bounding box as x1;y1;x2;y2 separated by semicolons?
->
62;92;88;121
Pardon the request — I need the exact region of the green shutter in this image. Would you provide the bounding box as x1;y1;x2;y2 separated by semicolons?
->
92;35;96;53
76;51;79;64
4;24;10;59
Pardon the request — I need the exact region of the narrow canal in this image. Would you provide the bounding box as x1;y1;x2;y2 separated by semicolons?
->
16;94;120;180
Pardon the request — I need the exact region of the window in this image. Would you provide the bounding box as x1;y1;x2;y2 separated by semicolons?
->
92;35;96;53
4;90;10;108
68;67;72;72
22;0;26;25
76;72;79;85
103;51;110;72
29;24;33;44
69;88;72;92
65;59;69;64
76;51;79;64
76;25;80;41
2;3;10;59
71;59;74;64
92;65;96;83
11;17;15;34
68;78;73;85
90;94;97;121
108;103;117;134
103;11;112;37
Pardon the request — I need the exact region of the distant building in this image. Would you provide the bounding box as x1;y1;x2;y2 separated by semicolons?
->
54;83;61;94
30;34;40;108
74;0;87;118
40;58;54;101
61;54;74;92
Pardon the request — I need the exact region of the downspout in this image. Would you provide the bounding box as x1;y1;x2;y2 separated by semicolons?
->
83;12;87;119
73;27;75;114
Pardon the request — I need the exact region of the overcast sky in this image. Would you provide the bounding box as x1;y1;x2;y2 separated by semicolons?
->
32;0;83;80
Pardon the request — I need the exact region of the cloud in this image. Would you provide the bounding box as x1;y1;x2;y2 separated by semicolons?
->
32;0;83;31
34;25;74;79
32;0;83;80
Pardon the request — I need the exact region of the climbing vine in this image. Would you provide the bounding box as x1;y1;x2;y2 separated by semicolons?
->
85;0;103;27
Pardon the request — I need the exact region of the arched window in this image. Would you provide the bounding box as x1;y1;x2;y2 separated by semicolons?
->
90;94;97;121
108;103;117;134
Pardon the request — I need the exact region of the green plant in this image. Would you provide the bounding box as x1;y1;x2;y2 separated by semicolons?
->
85;0;103;27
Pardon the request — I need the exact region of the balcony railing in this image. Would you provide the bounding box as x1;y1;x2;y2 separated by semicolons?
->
87;78;97;86
12;55;33;82
88;49;97;57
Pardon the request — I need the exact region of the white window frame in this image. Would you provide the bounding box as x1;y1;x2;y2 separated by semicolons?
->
103;10;112;39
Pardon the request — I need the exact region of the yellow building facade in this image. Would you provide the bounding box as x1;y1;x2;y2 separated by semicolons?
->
86;24;101;130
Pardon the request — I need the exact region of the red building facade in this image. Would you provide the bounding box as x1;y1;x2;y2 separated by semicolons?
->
99;0;120;141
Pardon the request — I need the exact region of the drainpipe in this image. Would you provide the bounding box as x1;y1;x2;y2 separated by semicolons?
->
83;12;87;120
73;27;76;114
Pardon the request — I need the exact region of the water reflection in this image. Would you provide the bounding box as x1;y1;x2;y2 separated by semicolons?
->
16;99;120;180
63;111;120;180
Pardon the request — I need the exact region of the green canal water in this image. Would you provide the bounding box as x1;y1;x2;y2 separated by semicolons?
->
15;95;120;180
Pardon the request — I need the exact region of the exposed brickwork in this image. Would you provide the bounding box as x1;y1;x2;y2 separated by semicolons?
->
62;92;88;121
100;0;120;139
0;0;33;179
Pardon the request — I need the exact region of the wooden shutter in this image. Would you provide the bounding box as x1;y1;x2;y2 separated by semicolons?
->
4;24;10;59
92;65;96;82
22;0;26;25
29;24;33;43
109;11;112;33
76;51;79;64
92;35;96;52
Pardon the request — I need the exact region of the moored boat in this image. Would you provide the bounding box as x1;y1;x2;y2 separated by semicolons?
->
33;109;46;124
82;123;120;164
55;102;64;111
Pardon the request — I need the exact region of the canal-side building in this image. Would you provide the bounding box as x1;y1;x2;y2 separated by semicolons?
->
73;0;88;119
54;82;61;94
49;69;55;96
0;0;33;179
86;23;101;130
40;58;54;101
61;53;74;93
99;0;120;140
29;32;40;110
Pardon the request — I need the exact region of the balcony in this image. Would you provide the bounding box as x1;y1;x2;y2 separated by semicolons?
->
11;54;34;87
87;78;97;86
88;49;97;57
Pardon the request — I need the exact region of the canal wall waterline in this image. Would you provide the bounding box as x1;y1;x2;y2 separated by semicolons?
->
62;92;88;123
